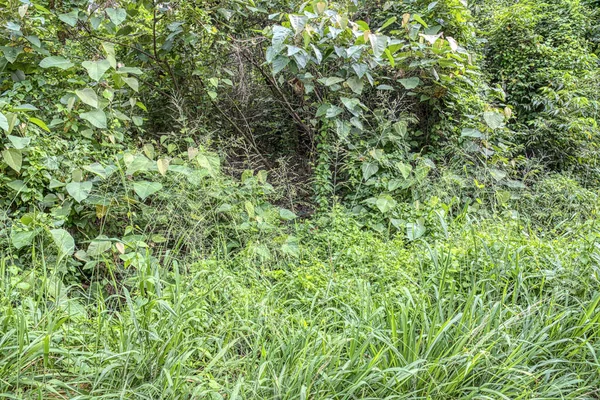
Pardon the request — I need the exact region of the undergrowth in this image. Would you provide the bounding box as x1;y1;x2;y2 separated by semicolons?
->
1;212;599;399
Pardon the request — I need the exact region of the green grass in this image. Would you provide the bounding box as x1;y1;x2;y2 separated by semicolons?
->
1;216;599;399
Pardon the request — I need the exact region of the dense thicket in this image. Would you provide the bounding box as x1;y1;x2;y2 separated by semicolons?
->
1;0;599;398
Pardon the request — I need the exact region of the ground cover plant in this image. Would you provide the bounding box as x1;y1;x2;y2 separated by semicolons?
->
1;0;599;398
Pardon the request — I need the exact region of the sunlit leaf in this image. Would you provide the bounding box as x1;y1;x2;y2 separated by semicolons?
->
66;181;93;203
82;59;111;81
28;117;50;132
399;77;420;89
39;56;74;69
58;10;79;27
106;8;127;26
75;88;99;108
133;181;162;200
279;208;298;220
2;148;22;172
7;135;30;149
50;228;75;257
0;112;8;132
80;109;107;129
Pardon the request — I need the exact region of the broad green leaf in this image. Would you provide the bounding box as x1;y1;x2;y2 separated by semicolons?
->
379;16;397;31
75;88;99;108
50;228;75;257
80;109;107;129
5;113;17;134
123;77;139;92
61;299;87;321
320;77;345;86
7;135;30;149
125;154;152;175
272;56;290;75
133;181;162;200
117;67;143;75
88;235;112;257
106;8;127;26
157;158;170;176
102;42;117;68
490;168;507;182
82;59;111;81
461;128;483;138
66;181;93;203
376;194;397;213
1;46;23;63
505;179;527;189
326;105;343;118
132;116;143;126
279;208;298;220
289;14;308;34
346;76;364;94
8;179;27;192
399;77;420;89
26;35;41;48
12;104;38;112
197;153;220;176
2;148;22;172
39;56;74;70
83;162;107;179
369;34;388;58
483;111;504;130
28;117;50;132
362;162;379;180
281;239;299;257
407;219;426;240
272;25;292;46
397;162;412;179
142;143;155;159
11;229;38;249
0;112;8;132
58;10;79;27
341;97;361;115
412;14;429;28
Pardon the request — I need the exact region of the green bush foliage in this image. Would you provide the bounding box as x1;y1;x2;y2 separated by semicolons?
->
1;0;599;397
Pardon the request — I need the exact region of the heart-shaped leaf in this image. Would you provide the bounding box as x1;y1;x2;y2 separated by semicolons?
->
133;181;162;200
376;194;396;213
157;158;170;176
399;77;421;89
106;8;127;26
7;135;31;149
66;181;93;203
75;88;99;108
50;228;75;257
362;162;379;181
483;111;504;130
82;59;111;81
58;10;79;27
406;219;426;240
88;235;112;257
80;109;107;129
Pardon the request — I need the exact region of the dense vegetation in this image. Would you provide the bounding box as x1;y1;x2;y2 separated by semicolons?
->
1;0;599;398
